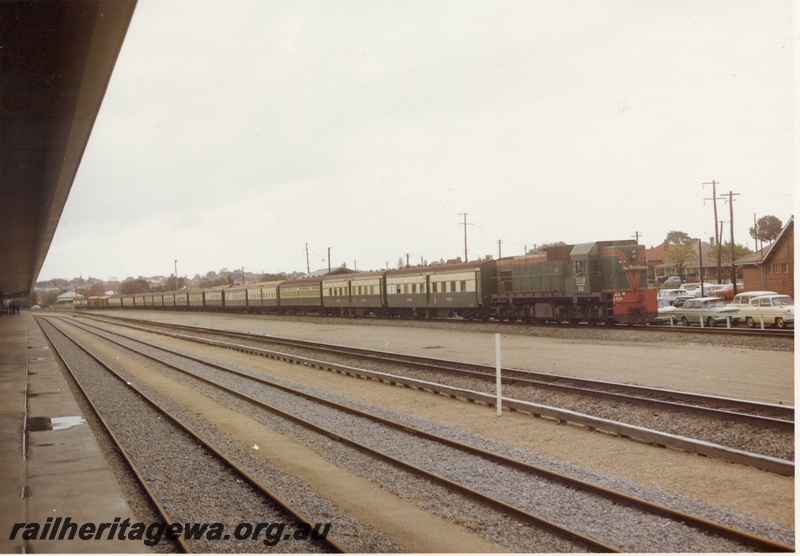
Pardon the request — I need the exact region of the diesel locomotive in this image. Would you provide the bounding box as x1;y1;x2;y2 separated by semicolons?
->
82;239;657;325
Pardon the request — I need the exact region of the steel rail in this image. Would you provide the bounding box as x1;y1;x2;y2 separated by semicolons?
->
39;317;347;554
54;317;621;552
37;319;193;553
76;306;795;338
58;316;795;552
72;313;795;475
79;313;795;425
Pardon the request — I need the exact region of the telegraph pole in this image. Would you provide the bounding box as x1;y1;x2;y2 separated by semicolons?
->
459;213;473;262
725;191;740;294
305;243;310;275
497;239;503;259
632;231;642;243
703;180;723;282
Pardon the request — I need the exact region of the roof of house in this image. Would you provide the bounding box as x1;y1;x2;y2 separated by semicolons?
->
735;215;794;267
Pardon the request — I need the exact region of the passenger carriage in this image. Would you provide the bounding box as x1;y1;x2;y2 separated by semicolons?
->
384;260;496;319
162;291;176;309
204;286;226;310
224;285;248;311
187;289;204;310
278;277;322;313
174;290;189;309
246;280;282;311
321;271;385;316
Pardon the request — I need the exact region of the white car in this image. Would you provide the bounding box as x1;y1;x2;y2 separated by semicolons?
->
739;295;794;329
670;297;740;327
657;288;694;307
729;291;778;308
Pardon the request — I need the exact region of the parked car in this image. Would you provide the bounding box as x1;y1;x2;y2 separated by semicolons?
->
670;297;740;327
709;283;737;301
663;275;682;287
739;295;794;328
729;291;778;308
657;288;694;307
682;283;725;297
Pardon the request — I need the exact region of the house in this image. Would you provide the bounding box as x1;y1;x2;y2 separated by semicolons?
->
647;239;724;284
734;216;794;296
53;291;84;309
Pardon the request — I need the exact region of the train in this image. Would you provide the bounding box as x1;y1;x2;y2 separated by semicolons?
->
78;240;658;325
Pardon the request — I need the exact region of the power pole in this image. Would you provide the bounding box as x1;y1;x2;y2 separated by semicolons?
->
725;191;740;294
305;243;310;275
327;247;331;273
632;231;642;243
497;239;503;259
458;213;474;262
703;180;723;282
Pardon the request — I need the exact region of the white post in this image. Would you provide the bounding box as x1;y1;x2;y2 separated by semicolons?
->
760;315;765;330
726;315;731;329
495;333;502;416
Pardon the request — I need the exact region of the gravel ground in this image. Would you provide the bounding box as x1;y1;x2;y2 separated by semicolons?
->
113;322;793;461
65;318;795;552
42;318;399;553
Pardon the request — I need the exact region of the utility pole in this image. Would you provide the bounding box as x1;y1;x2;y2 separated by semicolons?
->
497;239;503;259
632;231;642;243
305;243;310;275
753;213;758;251
174;259;177;290
725;191;740;294
327;247;331;273
458;213;474;262
703;180;723;283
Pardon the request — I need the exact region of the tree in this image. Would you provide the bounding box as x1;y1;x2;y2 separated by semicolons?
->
664;231;692;246
708;242;753;267
711;241;752;283
665;244;695;280
527;241;566;254
119;278;150;294
749;215;783;247
41;290;61;308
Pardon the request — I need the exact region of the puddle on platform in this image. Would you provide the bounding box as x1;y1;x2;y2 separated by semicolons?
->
27;416;86;432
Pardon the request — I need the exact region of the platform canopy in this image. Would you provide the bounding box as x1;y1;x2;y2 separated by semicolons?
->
0;0;136;298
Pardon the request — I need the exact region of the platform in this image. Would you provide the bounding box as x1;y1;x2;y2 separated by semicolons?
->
0;311;149;553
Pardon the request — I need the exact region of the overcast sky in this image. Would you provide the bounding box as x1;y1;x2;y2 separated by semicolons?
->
38;0;794;282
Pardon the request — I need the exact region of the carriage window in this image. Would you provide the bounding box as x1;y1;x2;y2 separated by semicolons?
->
575;261;585;275
460;280;466;292
431;282;437;293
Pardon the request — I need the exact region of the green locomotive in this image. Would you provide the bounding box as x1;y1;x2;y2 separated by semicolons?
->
493;240;657;325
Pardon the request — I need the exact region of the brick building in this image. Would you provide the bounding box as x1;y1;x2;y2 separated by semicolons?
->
734;216;794;296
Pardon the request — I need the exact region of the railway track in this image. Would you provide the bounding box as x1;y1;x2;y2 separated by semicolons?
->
38;318;347;553
74;313;794;470
77;308;795;339
40;316;796;552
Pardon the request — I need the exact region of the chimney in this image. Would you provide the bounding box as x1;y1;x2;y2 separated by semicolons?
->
710;237;715;247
